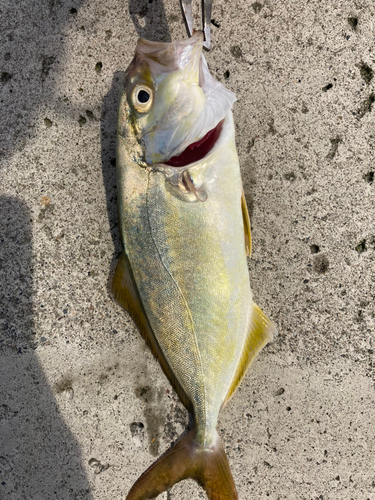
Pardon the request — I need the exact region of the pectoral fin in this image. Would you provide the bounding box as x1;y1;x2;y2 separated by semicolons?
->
224;303;277;405
112;252;193;413
241;190;252;257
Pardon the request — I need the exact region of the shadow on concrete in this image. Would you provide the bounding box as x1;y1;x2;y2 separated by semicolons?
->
0;196;93;500
129;0;171;42
0;1;92;161
100;71;125;292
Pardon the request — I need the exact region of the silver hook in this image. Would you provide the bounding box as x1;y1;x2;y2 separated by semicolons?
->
180;0;213;51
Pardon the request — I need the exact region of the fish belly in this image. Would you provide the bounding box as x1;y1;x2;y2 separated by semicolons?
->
117;115;251;446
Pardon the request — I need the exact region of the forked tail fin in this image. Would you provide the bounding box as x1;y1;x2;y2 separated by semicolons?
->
126;427;238;500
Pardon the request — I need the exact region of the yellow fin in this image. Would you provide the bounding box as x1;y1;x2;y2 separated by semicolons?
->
241;190;252;257
224;303;277;405
126;426;238;500
111;252;193;413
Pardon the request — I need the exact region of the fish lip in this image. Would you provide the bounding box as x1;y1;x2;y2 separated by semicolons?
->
158;118;225;169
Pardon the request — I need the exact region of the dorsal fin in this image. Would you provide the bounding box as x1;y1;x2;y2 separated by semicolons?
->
241;190;252;257
223;303;277;405
111;252;193;413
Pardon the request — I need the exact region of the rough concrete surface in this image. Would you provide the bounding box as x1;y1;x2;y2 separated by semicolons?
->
0;0;374;499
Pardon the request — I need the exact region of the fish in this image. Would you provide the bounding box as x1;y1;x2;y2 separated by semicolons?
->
112;31;277;500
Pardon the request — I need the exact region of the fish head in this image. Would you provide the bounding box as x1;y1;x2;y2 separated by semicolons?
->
119;31;236;167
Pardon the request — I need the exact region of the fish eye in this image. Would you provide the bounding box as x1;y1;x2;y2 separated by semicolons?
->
132;85;153;113
138;90;150;103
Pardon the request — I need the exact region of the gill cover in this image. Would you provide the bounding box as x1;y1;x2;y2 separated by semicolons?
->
123;31;236;165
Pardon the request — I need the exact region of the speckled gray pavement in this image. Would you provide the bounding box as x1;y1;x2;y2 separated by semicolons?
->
1;1;374;499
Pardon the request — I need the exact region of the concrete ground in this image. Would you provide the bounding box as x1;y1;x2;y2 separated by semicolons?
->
1;0;374;498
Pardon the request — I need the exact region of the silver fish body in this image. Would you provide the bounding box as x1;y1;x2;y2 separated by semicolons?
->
113;31;276;500
118;113;250;446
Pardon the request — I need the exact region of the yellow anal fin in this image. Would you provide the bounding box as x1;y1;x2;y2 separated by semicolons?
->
224;303;277;405
241;190;252;257
111;252;193;413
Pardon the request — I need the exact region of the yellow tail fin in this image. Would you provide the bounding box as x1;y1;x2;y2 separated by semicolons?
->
126;427;238;500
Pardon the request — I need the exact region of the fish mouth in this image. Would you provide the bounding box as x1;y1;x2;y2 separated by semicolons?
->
164;119;224;168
